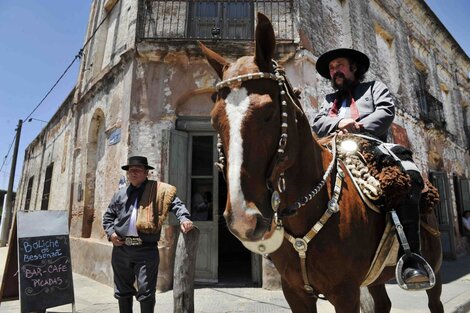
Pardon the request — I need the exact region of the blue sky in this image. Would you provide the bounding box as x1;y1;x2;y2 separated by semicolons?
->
425;0;470;56
0;1;91;191
0;1;469;191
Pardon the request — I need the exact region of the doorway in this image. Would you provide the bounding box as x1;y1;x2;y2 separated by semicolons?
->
171;119;260;286
217;172;254;286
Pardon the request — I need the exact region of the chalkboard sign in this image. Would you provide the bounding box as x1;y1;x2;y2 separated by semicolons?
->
17;210;74;313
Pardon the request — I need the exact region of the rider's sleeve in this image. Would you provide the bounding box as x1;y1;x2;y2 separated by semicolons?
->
359;81;395;138
312;96;342;137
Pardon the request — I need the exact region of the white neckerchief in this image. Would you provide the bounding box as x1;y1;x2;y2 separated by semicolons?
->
338;98;348;118
126;197;139;236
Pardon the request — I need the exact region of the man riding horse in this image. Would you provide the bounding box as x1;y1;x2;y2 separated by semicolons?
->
312;48;432;286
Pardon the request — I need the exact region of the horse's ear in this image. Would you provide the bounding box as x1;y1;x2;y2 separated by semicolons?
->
255;13;275;71
199;41;228;79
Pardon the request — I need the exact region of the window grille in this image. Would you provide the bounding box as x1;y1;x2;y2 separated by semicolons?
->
138;0;295;41
415;89;446;129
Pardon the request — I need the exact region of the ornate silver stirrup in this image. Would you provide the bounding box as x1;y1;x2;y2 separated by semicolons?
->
395;253;436;290
390;210;436;290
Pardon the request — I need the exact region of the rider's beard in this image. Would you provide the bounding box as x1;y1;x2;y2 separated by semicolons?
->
332;72;354;97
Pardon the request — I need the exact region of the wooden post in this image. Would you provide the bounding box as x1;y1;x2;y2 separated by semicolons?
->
173;227;199;313
157;225;179;292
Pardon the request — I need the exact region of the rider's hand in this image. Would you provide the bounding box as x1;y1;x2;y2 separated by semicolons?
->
338;118;363;133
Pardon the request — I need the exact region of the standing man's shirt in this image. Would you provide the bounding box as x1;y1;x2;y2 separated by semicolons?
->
312;81;395;141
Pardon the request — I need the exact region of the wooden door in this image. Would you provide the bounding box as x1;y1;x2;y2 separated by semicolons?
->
168;128;219;282
188;134;218;282
429;171;456;258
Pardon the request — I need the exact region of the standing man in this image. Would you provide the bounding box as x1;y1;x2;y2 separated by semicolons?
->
103;156;194;313
312;48;432;287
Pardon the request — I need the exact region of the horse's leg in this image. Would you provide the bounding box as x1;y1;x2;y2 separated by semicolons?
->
328;287;361;313
426;270;444;313
281;280;317;313
366;284;391;313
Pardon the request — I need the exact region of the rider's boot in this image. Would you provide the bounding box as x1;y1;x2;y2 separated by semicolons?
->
396;173;429;284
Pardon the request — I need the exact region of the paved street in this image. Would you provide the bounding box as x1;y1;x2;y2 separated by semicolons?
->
1;246;469;312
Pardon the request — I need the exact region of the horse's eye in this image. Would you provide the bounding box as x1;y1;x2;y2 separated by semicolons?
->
211;92;218;103
218;87;230;99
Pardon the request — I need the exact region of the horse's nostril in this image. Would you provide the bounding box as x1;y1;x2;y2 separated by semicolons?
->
246;213;270;240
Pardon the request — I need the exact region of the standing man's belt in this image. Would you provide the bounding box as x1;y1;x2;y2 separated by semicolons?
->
125;237;143;246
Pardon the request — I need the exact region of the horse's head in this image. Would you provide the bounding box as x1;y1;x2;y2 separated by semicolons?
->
200;13;301;243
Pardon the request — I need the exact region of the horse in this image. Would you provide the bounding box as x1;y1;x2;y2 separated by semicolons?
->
200;13;443;313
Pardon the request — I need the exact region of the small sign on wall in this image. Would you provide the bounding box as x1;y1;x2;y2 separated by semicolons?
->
108;128;121;145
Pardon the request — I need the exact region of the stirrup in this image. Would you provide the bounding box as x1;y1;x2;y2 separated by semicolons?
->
396;252;435;290
389;210;435;290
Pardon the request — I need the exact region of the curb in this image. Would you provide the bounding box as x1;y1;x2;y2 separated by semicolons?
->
446;289;470;313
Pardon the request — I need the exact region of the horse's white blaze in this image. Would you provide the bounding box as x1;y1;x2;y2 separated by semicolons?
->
225;87;250;214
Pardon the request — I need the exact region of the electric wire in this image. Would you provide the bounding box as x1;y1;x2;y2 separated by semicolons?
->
0;136;16;175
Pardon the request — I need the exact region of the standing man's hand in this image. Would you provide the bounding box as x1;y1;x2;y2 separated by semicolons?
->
338;118;363;134
110;232;125;246
180;221;194;234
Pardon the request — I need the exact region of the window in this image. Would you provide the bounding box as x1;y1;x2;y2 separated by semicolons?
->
188;2;254;40
374;23;399;93
415;69;446;128
139;0;295;41
431;172;450;225
41;163;54;211
24;176;34;211
416;70;428;115
429;171;456;258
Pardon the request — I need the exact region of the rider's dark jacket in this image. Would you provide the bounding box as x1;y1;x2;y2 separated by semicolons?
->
312;81;395;141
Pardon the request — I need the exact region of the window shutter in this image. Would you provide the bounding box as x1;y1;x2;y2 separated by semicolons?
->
166;129;189;225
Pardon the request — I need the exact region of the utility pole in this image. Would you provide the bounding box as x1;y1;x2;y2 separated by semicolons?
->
0;119;22;246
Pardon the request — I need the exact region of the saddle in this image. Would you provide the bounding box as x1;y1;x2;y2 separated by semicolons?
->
321;134;406;210
321;134;440;286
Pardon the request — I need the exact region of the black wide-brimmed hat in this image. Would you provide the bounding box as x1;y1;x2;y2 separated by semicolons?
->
121;156;155;170
316;48;370;79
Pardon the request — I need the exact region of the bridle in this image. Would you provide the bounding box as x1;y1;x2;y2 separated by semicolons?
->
214;60;343;297
214;60;336;221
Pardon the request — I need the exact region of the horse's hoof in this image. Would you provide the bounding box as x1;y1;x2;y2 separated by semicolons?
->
403;267;429;284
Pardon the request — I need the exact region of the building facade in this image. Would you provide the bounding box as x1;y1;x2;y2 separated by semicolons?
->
14;0;470;288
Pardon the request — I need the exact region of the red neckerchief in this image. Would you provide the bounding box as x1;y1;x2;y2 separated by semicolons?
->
327;90;359;120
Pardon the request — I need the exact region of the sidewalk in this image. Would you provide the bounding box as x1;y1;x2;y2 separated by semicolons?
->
1;246;469;312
